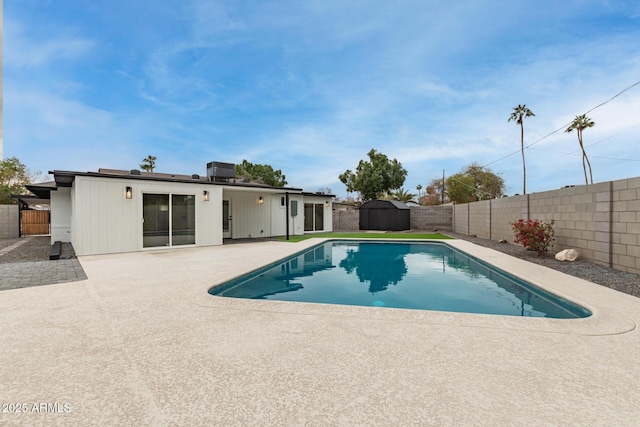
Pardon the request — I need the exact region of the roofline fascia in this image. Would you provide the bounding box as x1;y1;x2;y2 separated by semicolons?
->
49;170;304;192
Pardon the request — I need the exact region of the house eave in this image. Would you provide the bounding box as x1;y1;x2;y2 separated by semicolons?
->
49;170;303;193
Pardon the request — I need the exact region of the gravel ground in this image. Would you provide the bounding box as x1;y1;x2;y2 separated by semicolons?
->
0;236;77;264
446;231;640;299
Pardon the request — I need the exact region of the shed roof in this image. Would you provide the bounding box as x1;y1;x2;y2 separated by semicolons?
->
360;199;410;210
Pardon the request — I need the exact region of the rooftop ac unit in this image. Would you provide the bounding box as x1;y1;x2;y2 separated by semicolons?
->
206;162;236;182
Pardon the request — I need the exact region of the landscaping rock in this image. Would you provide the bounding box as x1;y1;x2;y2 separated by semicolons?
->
555;248;579;262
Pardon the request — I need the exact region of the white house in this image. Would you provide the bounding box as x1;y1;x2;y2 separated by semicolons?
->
29;162;333;256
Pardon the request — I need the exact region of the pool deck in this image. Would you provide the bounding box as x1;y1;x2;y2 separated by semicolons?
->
1;238;639;425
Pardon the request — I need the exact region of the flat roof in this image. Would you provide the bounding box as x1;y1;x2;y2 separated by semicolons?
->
46;169;304;192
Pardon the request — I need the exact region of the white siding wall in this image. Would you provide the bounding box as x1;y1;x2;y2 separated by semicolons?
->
302;195;333;232
72;176;222;255
270;194;288;236
50;187;72;242
265;193;307;237
289;194;304;236
225;190;273;238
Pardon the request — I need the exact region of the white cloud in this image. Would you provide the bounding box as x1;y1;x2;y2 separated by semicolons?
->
4;22;94;68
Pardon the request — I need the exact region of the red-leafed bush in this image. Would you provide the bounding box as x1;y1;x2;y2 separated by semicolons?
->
511;219;555;256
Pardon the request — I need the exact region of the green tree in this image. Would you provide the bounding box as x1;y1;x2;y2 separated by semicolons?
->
140;155;157;172
565;114;595;185
235;160;287;187
390;188;416;203
445;163;505;203
339;149;408;202
508;104;535;194
416;184;423;200
0;157;34;204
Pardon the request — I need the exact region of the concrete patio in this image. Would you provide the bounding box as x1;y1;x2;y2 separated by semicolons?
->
1;238;639;425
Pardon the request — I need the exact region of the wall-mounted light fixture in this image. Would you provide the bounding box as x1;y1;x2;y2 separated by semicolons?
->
125;186;133;199
325;200;330;207
258;196;264;205
203;190;210;201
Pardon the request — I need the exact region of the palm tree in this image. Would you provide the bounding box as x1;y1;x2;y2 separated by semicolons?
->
508;104;535;194
140;155;157;172
416;184;423;200
390;188;416;203
565;114;595;185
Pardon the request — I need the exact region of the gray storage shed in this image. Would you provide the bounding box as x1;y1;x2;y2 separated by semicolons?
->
359;200;410;231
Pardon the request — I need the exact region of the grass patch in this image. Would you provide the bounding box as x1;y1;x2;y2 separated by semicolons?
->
274;232;453;242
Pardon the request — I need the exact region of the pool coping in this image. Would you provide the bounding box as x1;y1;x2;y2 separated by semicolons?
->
198;238;637;337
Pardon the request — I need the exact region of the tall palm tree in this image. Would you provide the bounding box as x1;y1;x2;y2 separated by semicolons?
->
140;155;157;172
508;104;535;194
565;114;595;185
416;184;423;200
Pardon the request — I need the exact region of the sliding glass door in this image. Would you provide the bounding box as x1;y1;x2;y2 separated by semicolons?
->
143;193;195;248
304;203;325;232
143;194;170;247
172;194;196;245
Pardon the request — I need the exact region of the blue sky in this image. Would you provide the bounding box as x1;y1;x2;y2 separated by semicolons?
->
4;0;640;198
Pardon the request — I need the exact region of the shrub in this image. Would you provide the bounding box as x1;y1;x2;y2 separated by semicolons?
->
511;219;555;256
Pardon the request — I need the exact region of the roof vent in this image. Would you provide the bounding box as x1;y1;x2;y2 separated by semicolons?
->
206;161;236;182
191;174;200;180
130;169;141;175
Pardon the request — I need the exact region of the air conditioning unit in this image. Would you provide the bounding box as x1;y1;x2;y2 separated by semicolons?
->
206;162;236;182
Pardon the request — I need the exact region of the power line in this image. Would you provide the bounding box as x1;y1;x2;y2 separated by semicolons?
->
482;80;640;168
529;146;640;162
567;123;640;154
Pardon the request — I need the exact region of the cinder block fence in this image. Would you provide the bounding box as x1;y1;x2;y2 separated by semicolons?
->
453;177;640;275
333;205;453;232
0;205;19;239
331;176;639;275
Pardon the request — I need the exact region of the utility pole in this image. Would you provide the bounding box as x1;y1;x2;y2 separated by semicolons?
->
441;170;445;205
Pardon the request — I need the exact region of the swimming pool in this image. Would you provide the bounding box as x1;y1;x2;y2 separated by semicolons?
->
209;240;591;319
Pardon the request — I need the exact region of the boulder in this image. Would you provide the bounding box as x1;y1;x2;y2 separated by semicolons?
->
555;249;579;262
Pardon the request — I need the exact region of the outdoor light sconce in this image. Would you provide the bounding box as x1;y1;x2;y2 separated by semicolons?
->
203;190;210;201
258;196;264;205
125;186;133;199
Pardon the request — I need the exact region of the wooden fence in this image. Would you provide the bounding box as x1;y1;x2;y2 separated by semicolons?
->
21;210;50;235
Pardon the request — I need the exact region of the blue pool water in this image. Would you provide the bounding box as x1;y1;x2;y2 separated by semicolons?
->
209;241;591;318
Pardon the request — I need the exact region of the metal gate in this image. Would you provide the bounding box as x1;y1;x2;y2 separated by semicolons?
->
21;210;50;235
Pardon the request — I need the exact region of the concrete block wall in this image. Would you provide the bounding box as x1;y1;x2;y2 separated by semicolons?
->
468;200;491;239
612;177;640;273
333;205;453;231
453;203;469;235
0;205;19;239
453;177;640;275
490;195;529;242
332;210;359;230
410;206;452;230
